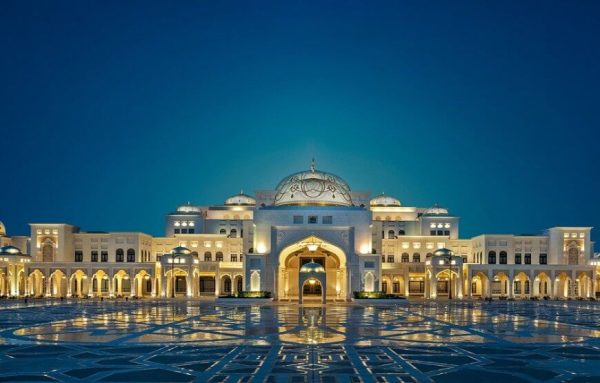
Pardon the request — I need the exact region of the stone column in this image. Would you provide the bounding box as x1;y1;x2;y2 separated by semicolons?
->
186;274;193;297
430;272;437;299
160;273;166;297
46;276;52;297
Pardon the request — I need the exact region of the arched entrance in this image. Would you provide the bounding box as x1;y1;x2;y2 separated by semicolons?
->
277;236;347;302
298;260;326;304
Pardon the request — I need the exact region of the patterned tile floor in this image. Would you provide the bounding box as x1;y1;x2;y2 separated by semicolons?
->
0;299;599;382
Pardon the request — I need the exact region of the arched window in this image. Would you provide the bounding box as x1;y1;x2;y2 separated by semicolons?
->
412;253;420;263
219;228;226;235
401;253;409;263
42;241;54;262
204;251;212;261
230;229;237;238
127;248;135;262
216;252;223;262
191;251;198;257
387;255;394;263
499;251;507;264
364;272;375;292
388;230;395;239
488;251;496;264
398;230;405;236
382;281;388;293
250;271;260;292
568;246;579;265
116;248;124;262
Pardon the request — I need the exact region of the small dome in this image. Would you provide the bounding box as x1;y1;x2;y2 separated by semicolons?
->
433;248;454;257
370;193;401;207
0;245;23;256
171;246;192;255
177;203;202;213
225;191;256;206
274;160;352;206
422;204;449;216
0;221;5;236
300;260;326;273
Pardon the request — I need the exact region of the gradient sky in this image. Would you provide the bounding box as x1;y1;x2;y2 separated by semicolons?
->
1;1;599;240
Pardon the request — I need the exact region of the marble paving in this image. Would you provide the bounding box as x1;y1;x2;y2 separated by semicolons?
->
0;299;599;382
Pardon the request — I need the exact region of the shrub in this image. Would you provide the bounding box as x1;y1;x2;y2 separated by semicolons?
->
353;291;406;299
235;291;272;299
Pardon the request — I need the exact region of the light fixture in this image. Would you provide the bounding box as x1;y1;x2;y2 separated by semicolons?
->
307;242;320;252
309;279;316;285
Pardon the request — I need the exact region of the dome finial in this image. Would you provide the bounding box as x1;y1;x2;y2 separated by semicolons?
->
310;157;315;172
240;189;244;194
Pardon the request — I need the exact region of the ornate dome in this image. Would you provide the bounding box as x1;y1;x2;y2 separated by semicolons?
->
433;248;454;257
177;202;202;213
274;161;352;206
225;191;256;206
422;204;449;216
171;246;192;255
300;260;326;273
370;193;401;207
0;245;24;256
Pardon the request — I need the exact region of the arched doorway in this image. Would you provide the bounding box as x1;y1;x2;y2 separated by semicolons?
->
69;270;89;298
234;275;243;294
277;236;346;302
221;275;232;296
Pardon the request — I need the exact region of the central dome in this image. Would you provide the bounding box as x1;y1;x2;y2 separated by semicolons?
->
273;161;352;206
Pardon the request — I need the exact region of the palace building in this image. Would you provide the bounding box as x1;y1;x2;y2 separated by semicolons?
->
1;162;598;301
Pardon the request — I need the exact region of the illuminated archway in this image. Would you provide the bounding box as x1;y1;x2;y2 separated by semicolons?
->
277;235;347;301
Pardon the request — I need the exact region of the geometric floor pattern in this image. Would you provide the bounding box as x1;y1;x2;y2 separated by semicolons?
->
0;300;599;382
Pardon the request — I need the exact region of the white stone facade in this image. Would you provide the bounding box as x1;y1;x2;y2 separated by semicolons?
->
0;164;598;301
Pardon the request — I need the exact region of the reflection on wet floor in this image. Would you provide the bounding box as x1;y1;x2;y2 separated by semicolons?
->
0;300;600;382
3;300;600;346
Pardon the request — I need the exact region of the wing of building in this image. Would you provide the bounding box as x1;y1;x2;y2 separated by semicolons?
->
1;162;598;301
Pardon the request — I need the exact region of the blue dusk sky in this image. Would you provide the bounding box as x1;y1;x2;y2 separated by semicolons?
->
1;1;599;240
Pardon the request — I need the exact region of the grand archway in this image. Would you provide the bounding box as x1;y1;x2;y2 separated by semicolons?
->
277;236;347;302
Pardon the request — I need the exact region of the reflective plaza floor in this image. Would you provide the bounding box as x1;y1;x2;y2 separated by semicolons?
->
0;299;599;382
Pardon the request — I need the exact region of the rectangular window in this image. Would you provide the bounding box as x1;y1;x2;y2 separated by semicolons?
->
525;253;531;264
430;230;436;236
499;253;507;264
322;216;333;224
188;228;195;234
101;251;108;262
74;251;83;262
293;215;304;224
308;216;318;224
231;254;238;262
174;228;180;234
387;255;394;263
91;251;98;262
364;261;375;269
515;253;522;264
437;230;443;236
444;230;450;236
514;281;521;294
181;228;188;234
540;254;547;264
